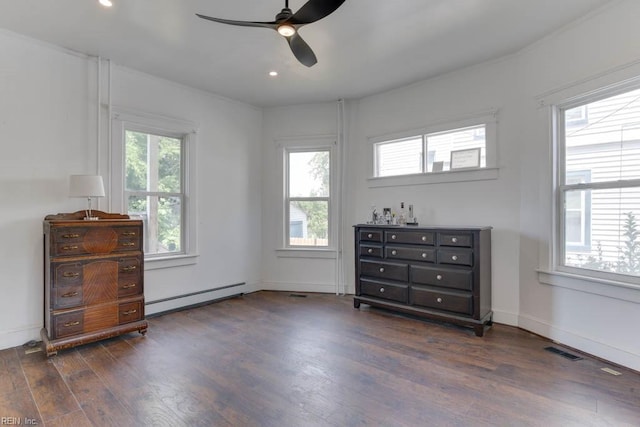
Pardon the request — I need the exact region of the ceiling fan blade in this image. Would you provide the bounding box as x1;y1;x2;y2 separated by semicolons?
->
289;0;346;25
195;13;276;30
286;33;317;67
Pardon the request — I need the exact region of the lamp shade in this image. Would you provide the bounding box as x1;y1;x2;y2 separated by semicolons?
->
69;175;105;198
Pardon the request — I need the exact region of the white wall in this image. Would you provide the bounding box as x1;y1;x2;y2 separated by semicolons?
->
0;30;263;349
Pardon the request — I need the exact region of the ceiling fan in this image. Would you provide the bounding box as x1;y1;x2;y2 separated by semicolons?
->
196;0;346;67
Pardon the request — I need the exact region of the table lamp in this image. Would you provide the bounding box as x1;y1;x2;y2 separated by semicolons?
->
69;174;105;220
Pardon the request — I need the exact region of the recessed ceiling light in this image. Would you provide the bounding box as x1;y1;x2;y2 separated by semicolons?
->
269;71;278;77
99;0;113;7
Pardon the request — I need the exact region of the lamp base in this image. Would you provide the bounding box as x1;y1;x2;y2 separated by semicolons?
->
83;216;100;221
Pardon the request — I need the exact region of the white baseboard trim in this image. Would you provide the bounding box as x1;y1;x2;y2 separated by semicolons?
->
0;323;42;351
261;281;337;294
518;313;640;372
491;309;519;326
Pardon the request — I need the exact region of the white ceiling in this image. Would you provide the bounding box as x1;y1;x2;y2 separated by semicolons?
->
0;0;612;107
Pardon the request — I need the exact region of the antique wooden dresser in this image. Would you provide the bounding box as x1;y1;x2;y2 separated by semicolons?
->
354;224;492;336
41;210;147;356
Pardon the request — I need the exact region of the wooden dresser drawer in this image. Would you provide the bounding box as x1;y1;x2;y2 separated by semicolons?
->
53;263;83;287
118;278;142;298
386;246;436;263
119;301;144;324
385;230;435;245
410;265;472;291
52;285;83;309
51;225;141;256
360;244;383;258
360;279;408;304
360;260;408;282
439;232;473;247
359;229;383;243
411;286;473;315
52;311;84;339
438;248;473;266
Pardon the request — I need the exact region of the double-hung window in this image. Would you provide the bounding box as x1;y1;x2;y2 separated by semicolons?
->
556;85;640;283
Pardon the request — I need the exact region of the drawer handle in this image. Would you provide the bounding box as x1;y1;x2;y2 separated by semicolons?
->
62;272;80;278
122;283;137;289
452;255;458;261
122;231;137;236
436;297;443;303
380;287;385;293
436;274;443;280
391;250;397;255
61;291;78;298
451;237;458;243
62;245;79;251
122;309;137;316
121;266;137;272
121;242;136;247
421;236;427;241
62;233;80;239
391;234;397;240
379;267;385;273
367;248;373;254
421;253;427;258
63;321;80;327
367;233;373;238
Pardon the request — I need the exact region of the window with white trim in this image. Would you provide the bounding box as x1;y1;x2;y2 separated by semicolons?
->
111;110;197;268
556;85;640;282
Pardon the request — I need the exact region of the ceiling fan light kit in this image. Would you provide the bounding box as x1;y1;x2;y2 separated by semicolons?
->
196;0;346;67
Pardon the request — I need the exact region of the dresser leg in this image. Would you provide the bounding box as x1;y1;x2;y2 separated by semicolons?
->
474;324;484;337
354;299;361;309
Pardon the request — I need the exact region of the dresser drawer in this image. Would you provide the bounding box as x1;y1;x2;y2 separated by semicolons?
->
386;246;436;263
359;229;383;243
119;257;141;275
360;279;408;304
118;278;142;298
360;260;408;282
53;263;83;287
410;265;472;291
411;286;473;315
439;232;473;247
52;285;83;309
119;301;144;324
360;244;383;258
385;230;435;245
438;248;473;266
51;225;141;256
52;311;84;339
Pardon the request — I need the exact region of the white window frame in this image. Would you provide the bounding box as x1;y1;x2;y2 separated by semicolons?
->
276;136;338;259
111;108;198;270
367;111;499;188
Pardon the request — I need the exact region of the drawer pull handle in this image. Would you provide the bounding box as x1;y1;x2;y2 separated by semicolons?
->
367;233;373;238
121;242;136;247
122;283;137;289
451;237;458;243
391;234;396;240
121;266;137;272
367;248;373;254
391;250;397;255
64;321;80;327
61;291;78;298
421;253;427;258
122;309;137;316
436;275;443;280
436;297;443;303
63;272;80;278
379;267;385;273
452;255;458;261
62;245;79;251
421;236;427;241
62;233;80;239
122;232;137;236
380;287;385;293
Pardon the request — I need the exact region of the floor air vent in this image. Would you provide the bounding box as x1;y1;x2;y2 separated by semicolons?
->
289;293;308;298
544;346;583;361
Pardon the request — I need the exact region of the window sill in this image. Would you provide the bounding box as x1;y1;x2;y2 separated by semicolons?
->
276;248;337;259
368;167;499;188
537;269;640;303
145;253;199;270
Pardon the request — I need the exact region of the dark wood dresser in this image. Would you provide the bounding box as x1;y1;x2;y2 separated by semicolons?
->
354;225;492;336
41;210;148;356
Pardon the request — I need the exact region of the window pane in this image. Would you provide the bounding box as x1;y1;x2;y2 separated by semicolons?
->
125;131;182;193
563;187;640;277
289;201;328;247
426;125;486;172
564;87;640;184
128;195;182;255
375;137;423;177
289;151;330;197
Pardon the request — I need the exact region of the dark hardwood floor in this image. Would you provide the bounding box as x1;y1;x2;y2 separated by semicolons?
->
1;291;639;426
